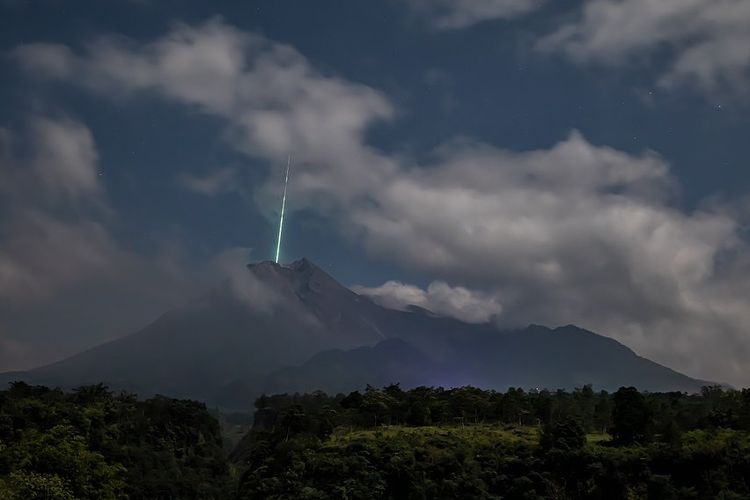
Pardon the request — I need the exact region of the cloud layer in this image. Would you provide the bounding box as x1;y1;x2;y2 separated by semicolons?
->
538;0;750;93
399;0;750;94
14;19;395;212
12;19;750;385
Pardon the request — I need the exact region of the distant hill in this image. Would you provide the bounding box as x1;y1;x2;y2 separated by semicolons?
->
1;258;711;408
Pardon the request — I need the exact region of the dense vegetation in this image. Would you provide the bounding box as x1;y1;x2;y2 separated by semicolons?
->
4;382;750;498
0;382;230;499
233;384;750;499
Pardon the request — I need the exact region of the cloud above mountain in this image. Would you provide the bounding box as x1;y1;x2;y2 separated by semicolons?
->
400;0;750;96
537;0;750;94
13;18;396;213
354;280;503;323
0;116;209;370
11;18;750;386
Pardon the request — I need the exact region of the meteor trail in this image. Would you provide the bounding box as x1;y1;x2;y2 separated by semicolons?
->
275;154;292;264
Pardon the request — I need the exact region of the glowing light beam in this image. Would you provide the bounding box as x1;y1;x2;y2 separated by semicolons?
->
275;154;292;264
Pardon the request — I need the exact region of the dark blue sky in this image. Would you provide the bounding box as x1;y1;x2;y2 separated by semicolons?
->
1;0;749;385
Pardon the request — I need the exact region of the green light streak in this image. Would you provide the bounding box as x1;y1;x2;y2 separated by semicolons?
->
275;154;291;264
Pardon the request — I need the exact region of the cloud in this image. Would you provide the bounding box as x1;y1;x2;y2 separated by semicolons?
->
354;280;502;323
29;117;102;200
404;0;544;29
346;132;747;384
0;337;39;373
209;247;281;313
538;0;750;94
13;19;750;386
13;18;396;211
346;133;749;383
0;116;210;370
178;167;237;196
0;117;113;302
1;117;101;204
0;211;120;302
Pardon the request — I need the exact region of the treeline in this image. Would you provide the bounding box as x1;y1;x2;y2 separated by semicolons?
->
4;383;750;498
248;384;750;442
0;382;230;499
231;384;750;498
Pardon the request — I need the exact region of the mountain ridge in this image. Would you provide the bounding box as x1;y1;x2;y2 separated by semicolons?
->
0;258;713;408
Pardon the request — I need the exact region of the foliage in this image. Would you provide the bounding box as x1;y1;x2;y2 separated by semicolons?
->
610;386;653;445
540;417;585;452
0;382;231;499
231;384;750;499
5;381;750;498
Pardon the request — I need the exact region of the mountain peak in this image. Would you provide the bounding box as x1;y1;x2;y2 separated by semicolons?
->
246;257;320;274
246;260;281;270
246;257;349;298
289;257;322;275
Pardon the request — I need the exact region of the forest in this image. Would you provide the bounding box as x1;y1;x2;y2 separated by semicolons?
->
3;382;750;498
0;382;231;499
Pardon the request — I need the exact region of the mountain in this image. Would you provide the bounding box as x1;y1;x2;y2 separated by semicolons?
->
3;259;389;405
264;338;439;394
1;258;711;408
264;325;708;395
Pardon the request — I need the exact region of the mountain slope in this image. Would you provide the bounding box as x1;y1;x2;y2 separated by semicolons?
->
8;259;390;403
264;338;438;394
265;325;707;395
1;258;711;407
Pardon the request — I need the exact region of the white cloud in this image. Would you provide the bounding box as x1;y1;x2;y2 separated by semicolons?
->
0;116;210;371
209;247;282;313
0;211;119;302
347;132;747;384
0;117;112;302
13;19;750;386
29;117;102;200
178;167;237;196
13;18;396;210
0;117;101;203
354;280;502;323
538;0;750;94
405;0;544;29
346;133;748;383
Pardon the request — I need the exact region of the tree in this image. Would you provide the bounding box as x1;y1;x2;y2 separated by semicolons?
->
362;387;394;426
2;471;75;500
340;390;364;410
279;405;307;441
593;390;613;433
407;401;431;426
611;387;653;445
499;387;530;425
540;417;585;452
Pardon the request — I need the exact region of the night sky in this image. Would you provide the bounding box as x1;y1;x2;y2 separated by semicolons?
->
1;0;750;386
